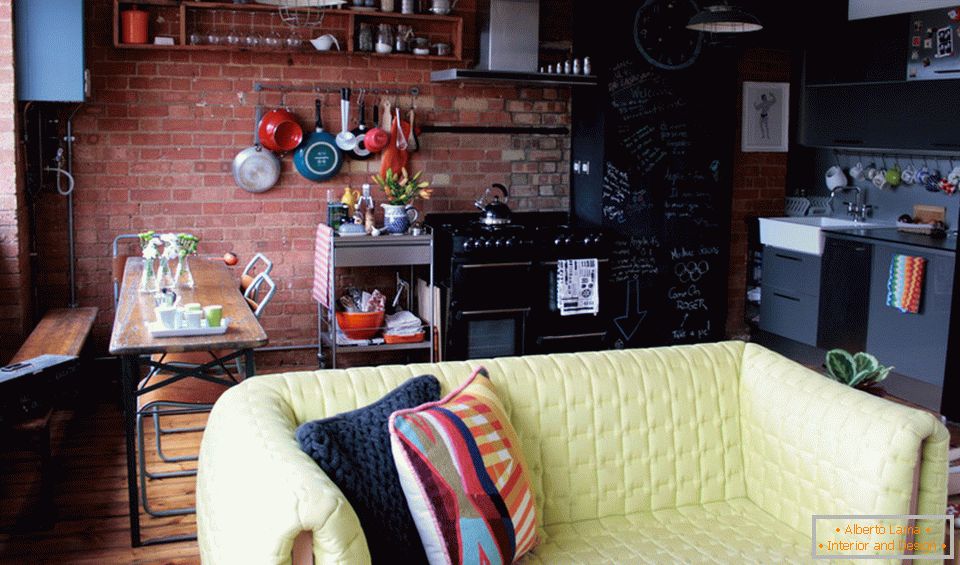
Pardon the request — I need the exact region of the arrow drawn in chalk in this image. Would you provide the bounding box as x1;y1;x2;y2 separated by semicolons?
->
614;279;647;342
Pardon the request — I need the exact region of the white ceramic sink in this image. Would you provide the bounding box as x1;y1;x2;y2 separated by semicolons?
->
758;217;884;256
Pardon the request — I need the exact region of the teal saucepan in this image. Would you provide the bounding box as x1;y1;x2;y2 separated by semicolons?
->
294;98;342;182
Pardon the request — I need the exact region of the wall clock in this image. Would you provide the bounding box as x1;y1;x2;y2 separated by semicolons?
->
634;0;703;71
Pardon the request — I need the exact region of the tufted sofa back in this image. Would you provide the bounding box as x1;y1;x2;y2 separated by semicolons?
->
251;341;748;527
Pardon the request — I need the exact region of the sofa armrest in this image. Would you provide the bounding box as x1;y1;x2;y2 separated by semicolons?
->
739;343;948;549
197;377;371;565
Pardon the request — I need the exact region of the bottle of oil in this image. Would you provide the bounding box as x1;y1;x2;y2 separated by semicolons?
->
361;183;376;234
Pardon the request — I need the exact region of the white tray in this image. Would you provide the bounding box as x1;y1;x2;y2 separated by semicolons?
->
147;318;229;338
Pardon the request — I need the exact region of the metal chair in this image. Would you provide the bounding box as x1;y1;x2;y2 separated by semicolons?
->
240;252;273;294
137;272;276;517
112;234;141;307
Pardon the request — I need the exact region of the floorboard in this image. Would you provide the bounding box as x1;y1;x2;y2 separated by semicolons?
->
0;403;202;564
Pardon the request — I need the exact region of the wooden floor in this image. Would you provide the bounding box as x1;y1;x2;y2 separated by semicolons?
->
0;402;204;564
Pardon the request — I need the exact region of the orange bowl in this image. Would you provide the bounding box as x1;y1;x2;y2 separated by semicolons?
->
336;310;384;340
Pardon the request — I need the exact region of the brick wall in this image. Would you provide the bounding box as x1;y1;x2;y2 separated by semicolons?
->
0;0;30;364
726;48;790;339
31;0;571;359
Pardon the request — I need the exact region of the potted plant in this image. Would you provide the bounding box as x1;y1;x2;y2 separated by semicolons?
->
371;168;431;234
823;349;893;396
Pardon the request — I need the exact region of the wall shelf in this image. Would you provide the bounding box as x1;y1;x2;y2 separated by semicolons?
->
112;0;463;62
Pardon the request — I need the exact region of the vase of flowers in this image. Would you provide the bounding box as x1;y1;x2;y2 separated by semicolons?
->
175;233;199;289
158;233;178;289
138;231;159;294
372;168;431;234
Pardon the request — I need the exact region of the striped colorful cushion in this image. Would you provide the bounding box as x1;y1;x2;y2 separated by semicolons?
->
389;367;539;565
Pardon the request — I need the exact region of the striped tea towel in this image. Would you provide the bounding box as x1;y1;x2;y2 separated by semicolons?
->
886;254;926;314
311;224;334;308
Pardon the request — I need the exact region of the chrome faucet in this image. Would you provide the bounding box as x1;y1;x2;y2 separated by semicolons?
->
829;186;873;222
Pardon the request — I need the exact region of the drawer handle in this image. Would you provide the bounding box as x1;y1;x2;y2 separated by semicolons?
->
773;292;800;302
774;253;801;262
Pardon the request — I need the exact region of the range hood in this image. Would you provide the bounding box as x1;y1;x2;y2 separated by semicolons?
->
431;0;596;86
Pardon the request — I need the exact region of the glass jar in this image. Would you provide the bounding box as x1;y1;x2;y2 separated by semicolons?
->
139;258;158;294
395;25;412;52
357;23;374;52
380;0;395;12
375;24;394;54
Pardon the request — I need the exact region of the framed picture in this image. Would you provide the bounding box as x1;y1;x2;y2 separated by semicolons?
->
741;81;789;153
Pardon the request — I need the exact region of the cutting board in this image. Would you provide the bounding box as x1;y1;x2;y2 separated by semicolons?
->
913;205;946;225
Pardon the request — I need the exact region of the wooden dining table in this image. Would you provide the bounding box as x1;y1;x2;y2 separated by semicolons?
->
109;257;267;547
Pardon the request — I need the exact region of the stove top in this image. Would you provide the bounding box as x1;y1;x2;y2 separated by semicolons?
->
425;212;609;261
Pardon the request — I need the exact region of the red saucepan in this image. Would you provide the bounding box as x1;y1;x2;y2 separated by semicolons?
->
363;101;390;154
258;106;303;153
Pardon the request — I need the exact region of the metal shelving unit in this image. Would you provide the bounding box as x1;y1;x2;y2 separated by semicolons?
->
317;231;434;368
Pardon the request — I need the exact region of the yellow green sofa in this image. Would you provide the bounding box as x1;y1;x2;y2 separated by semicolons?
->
196;341;948;564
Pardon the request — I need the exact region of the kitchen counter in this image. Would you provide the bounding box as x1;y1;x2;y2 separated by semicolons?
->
822;226;957;255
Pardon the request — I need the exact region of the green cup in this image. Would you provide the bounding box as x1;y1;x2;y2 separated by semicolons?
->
203;305;223;328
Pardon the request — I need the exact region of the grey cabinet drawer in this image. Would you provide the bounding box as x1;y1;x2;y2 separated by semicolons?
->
759;288;819;346
763;247;822;297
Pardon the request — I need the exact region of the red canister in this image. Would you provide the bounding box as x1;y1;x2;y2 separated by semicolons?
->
121;7;149;44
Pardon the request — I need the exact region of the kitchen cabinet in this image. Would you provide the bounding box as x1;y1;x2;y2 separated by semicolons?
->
803;14;906;86
800;80;960;151
866;243;954;386
759;246;821;346
817;237;871;352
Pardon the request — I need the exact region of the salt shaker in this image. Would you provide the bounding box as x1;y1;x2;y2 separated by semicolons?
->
573;58;581;74
563;60;571;74
584;56;592;75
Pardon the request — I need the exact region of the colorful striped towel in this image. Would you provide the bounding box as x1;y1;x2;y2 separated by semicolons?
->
311;224;334;309
886;254;926;314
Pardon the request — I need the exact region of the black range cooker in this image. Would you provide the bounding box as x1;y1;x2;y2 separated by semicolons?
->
425;212;612;361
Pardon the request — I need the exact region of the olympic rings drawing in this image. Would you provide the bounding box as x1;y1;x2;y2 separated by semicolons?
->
675;260;709;282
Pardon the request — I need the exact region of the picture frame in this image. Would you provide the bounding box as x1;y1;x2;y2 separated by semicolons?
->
741;81;789;153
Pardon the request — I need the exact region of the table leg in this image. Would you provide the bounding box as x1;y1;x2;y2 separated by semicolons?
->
244;349;256;379
120;355;141;547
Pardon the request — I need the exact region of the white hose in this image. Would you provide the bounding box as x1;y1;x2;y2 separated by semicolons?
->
45;167;75;196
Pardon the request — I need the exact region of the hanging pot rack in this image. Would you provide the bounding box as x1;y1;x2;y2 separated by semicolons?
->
253;82;420;97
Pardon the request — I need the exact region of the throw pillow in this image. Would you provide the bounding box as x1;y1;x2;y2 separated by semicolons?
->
389;367;539;565
296;374;441;564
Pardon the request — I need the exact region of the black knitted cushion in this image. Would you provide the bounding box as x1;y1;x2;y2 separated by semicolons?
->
295;374;440;564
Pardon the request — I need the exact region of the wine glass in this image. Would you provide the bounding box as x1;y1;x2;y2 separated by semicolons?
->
264;15;283;50
244;12;262;49
285;29;303;50
188;28;203;46
226;11;242;47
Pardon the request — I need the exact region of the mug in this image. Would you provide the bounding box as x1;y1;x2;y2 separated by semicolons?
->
155;306;178;329
924;169;942;192
947;165;960;187
204;305;223;328
916;166;932;185
884;165;901;188
825;165;847;190
848;162;865;181
901;164;917;185
184;309;203;329
872;173;889;190
864;164;879;181
310;34;340;51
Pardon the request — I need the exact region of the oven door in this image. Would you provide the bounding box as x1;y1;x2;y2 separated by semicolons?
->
531;258;611;354
450;260;535;310
446;306;530;360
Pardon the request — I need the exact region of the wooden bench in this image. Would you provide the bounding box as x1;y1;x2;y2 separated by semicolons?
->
3;307;97;529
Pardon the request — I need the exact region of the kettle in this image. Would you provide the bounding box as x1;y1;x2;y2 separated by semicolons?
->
475;183;511;226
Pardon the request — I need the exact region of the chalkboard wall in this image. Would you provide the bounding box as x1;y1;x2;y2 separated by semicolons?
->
572;0;737;347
